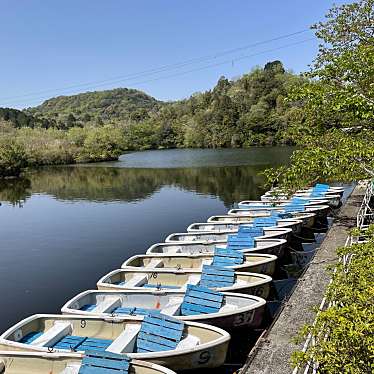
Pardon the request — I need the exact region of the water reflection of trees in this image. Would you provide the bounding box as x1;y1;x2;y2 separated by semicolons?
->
0;164;271;207
0;178;31;207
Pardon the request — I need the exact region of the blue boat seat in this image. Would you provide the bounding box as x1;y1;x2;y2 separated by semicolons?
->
291;197;310;205
199;264;235;289
181;284;224;315
212;247;244;266
252;217;278;227
238;226;264;237
314;183;330;190
51;335;113;352
283;204;306;212
79;350;130;373
136;314;184;353
310;191;326;197
226;234;255;250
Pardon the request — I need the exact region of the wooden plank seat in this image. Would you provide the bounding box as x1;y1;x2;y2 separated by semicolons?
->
226;235;255;250
252;217;278;227
237;226;264;237
284;204;306;212
212;247;244;266
199;265;235;289
291;197;310;205
51;335;113;352
181;284;224;315
79;350;130;374
136;314;184;353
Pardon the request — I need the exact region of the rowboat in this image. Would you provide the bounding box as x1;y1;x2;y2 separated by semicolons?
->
208;213;316;229
61;289;267;330
187;219;303;234
228;204;330;219
0;314;230;371
165;227;292;242
260;193;341;208
146;239;287;257
262;183;344;207
266;184;344;197
97;267;272;298
237;199;327;209
0;351;176;374
121;252;278;275
298;186;344;195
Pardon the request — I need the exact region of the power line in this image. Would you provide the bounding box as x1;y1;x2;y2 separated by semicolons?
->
0;29;311;105
12;38;314;108
115;38;315;88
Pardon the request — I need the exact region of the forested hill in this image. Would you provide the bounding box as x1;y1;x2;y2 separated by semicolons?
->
27;88;162;129
17;60;304;147
0;60;305;177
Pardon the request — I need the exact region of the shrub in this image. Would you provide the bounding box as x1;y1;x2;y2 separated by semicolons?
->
0;136;28;177
292;227;374;373
76;125;125;162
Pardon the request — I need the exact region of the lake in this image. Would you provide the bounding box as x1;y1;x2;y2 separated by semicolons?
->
0;147;293;334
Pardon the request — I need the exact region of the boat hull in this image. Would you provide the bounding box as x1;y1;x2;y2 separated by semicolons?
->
207;213;316;229
0;315;230;371
228;205;329;219
122;253;277;275
165;227;292;243
146;239;287;258
96;269;272;299
187;220;302;235
0;351;176;374
62;290;267;330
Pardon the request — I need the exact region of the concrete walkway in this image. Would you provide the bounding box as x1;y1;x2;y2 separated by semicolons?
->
240;184;365;374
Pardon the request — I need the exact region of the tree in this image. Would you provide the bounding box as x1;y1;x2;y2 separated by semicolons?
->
265;0;374;190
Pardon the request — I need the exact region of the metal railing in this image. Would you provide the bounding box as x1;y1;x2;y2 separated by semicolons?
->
357;180;374;228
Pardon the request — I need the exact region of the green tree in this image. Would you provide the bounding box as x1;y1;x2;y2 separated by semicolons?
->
265;0;374;190
78;125;126;162
0;137;27;177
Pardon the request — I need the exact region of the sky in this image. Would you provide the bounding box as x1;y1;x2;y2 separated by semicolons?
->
0;0;349;109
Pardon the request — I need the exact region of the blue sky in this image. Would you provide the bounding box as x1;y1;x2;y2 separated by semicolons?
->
0;0;348;108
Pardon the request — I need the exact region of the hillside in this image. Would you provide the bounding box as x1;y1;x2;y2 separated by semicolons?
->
0;60;306;177
27;87;163;129
22;61;304;147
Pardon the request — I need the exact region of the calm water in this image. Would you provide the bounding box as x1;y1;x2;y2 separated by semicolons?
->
0;147;293;333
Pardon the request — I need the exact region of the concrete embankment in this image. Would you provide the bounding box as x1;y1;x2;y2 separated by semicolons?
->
240;183;365;374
